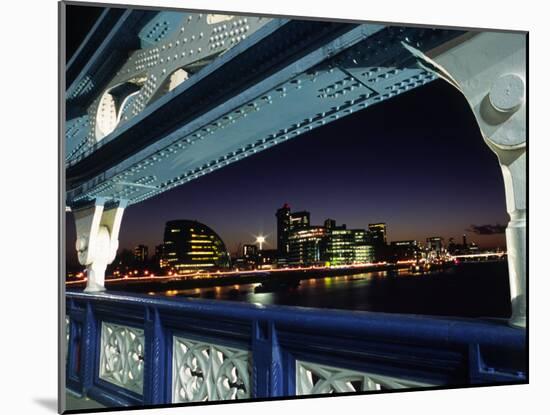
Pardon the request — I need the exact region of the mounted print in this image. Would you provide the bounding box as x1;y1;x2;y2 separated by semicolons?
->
60;1;527;413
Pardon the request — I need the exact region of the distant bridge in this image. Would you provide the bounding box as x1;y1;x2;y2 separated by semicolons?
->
453;252;507;260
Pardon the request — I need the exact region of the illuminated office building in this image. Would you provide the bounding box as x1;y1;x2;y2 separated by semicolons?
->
352;229;368;245
133;244;148;264
352;229;375;263
353;244;376;264
288;226;326;265
321;225;375;265
234;244;260;269
368;223;387;261
276;203;291;255
322;227;355;265
154;244;166;269
426;236;445;258
162;220;230;271
290;211;310;230
390;240;420;261
426;236;444;252
258;249;278;266
278;207;377;266
324;218;336;229
276;203;311;257
243;244;258;258
368;223;387;245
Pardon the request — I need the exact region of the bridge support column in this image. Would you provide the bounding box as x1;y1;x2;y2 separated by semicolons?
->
251;321;284;398
72;199;127;292
403;32;526;328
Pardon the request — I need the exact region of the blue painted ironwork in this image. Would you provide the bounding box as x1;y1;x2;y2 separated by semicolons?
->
65;9;465;208
67;9;156;104
142;307;167;404
66;290;526;407
251;321;284;398
138;11;186;48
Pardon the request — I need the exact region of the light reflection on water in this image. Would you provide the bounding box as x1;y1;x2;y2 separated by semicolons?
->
164;270;430;308
156;262;511;318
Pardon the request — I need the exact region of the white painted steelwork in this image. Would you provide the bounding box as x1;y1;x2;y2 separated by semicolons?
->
296;360;432;394
402;32;526;328
172;335;250;403
73;200;126;292
99;321;145;394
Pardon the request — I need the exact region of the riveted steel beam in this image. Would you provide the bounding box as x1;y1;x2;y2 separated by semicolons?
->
402;31;527;328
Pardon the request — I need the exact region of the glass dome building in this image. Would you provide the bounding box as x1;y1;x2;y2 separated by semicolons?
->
161;220;230;271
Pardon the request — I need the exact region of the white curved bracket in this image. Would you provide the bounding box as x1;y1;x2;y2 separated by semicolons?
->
73;199;127;292
403;31;527;328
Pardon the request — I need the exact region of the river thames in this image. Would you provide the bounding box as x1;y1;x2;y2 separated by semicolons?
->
153;261;511;319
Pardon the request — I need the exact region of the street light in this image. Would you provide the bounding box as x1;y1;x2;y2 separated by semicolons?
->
256;235;266;250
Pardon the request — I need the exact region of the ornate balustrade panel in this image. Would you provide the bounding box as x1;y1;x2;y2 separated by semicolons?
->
296;360;432;395
172;336;251;403
65;291;526;407
99;321;145;395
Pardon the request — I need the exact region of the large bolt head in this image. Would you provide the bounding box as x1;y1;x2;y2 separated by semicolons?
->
75;236;87;252
489;74;525;113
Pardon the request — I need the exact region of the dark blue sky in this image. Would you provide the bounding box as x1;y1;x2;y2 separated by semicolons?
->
66;6;509;265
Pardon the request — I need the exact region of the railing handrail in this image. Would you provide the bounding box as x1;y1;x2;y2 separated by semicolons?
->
66;290;524;349
65;289;526;408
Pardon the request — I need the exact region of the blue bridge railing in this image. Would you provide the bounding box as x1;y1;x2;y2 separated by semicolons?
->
65;290;526;408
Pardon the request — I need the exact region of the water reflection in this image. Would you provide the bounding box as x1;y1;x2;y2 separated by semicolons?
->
159;262;511;318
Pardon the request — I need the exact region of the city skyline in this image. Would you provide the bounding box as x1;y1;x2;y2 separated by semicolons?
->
66;76;508;265
66;82;508;267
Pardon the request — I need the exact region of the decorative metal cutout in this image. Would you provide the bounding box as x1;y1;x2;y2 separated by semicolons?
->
99;322;145;394
172;336;250;403
296;360;431;394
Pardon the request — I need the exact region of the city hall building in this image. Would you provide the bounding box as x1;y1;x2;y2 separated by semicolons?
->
161;220;230;272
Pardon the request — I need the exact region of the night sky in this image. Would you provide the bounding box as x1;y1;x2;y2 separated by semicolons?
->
65;5;508;266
